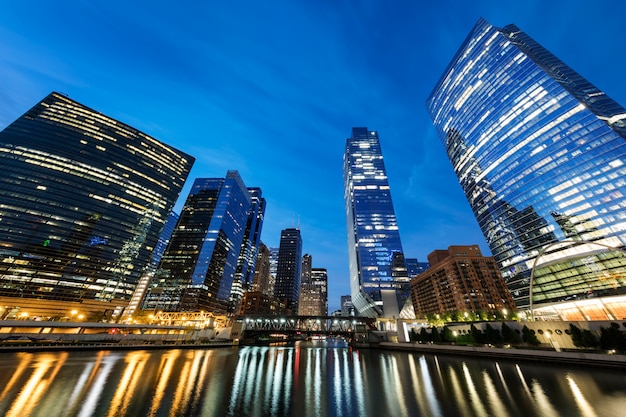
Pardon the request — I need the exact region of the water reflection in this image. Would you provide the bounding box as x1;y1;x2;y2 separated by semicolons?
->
0;342;625;416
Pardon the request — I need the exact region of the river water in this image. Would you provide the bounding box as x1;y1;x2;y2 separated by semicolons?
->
0;340;625;417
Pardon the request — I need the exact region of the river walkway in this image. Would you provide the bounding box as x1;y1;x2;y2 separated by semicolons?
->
377;341;626;369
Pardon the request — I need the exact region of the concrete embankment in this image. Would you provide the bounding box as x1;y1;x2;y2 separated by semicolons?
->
0;340;235;353
376;342;626;369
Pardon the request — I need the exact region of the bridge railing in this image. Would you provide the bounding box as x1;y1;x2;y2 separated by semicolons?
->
234;315;373;333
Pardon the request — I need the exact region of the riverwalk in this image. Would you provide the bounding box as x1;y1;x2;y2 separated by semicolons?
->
378;341;626;369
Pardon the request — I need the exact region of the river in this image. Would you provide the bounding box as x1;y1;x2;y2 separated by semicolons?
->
0;340;625;416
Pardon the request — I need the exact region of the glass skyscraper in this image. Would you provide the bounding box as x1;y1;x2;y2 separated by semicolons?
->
0;92;194;318
231;187;265;303
427;19;626;320
343;127;409;318
274;228;302;314
143;171;256;314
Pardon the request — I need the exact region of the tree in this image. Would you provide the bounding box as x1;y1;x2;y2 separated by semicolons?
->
470;324;483;345
522;326;540;346
600;323;626;351
441;326;454;343
419;327;430;343
501;322;522;344
431;327;442;343
484;323;503;345
569;324;584;347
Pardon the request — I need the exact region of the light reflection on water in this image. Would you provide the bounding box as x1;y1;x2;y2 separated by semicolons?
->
0;341;625;416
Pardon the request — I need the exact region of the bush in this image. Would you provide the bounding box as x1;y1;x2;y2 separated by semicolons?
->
522;325;540;346
600;323;625;351
501;322;522;344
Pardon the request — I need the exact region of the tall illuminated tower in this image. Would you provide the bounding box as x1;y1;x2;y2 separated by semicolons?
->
427;19;626;320
0;92;194;319
343;127;409;318
143;171;254;313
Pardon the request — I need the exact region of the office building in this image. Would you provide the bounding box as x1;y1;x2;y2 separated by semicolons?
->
273;228;302;314
251;242;272;296
405;258;429;279
231;187;265;305
427;19;626;320
143;171;255;314
340;295;355;317
343;127;409;318
238;291;287;316
410;245;516;318
0;92;194;319
298;254;328;316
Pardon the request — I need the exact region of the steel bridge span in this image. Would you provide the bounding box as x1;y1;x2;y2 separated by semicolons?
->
231;315;376;345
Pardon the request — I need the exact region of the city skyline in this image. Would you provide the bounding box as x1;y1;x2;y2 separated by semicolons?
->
1;2;625;312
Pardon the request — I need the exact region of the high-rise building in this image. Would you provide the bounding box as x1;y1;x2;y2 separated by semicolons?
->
340;295;355;317
235;188;266;289
251;242;272;296
410;245;516;318
143;171;255;314
311;268;328;316
231;187;265;305
151;211;180;267
269;247;279;296
298;254;328;316
405;258;429;279
343;127;409;318
274;228;302;314
427;18;626;320
0;92;194;319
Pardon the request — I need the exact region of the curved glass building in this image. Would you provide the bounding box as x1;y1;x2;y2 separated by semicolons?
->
344;127;409;318
0;92;194;319
427;19;626;320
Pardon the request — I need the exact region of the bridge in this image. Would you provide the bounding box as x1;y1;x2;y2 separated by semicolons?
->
231;315;376;345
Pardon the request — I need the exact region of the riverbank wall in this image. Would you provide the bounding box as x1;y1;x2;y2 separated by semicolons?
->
377;341;626;369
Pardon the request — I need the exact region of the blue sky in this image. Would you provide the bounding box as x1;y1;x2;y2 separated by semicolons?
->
1;1;625;313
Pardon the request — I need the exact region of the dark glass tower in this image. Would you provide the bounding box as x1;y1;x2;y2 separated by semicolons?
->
143;171;254;313
343;127;409;318
231;188;266;303
427;19;626;318
0;92;194;317
274;228;302;314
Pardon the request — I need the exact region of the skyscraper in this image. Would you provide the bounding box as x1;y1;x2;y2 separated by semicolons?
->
343;127;409;318
427;19;626;320
274;228;302;314
231;187;265;305
251;242;272;296
298;254;328;316
0;92;194;318
143;171;255;314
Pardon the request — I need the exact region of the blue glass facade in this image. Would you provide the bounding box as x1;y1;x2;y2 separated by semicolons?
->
144;171;253;313
0;92;194;316
232;187;266;302
427;19;626;314
343;127;408;318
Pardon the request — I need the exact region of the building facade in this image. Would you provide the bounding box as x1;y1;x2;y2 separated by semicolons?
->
273;228;302;314
410;245;516;318
251;242;272;296
238;291;287;316
298;254;328;316
0;92;194;319
427;19;626;320
340;295;355;317
231;187;266;305
143;171;254;314
343;127;409;318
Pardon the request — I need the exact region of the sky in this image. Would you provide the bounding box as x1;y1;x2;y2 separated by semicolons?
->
1;1;625;313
